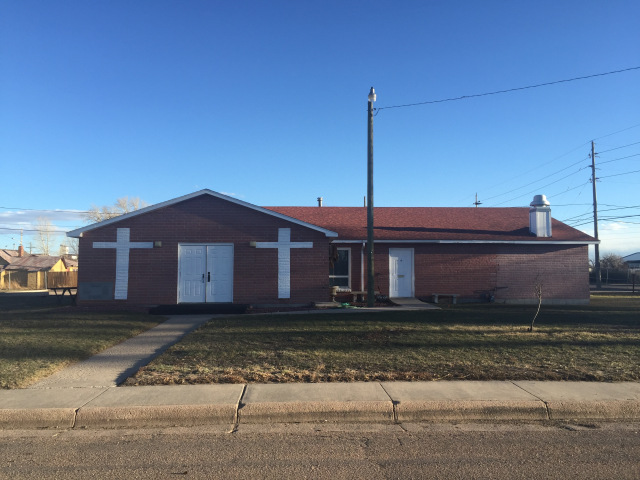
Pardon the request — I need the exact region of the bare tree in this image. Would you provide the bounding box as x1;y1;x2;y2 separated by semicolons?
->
32;217;60;255
600;253;625;271
84;197;147;223
61;237;79;255
528;277;543;332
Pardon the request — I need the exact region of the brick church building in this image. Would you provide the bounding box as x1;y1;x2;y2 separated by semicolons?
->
68;189;596;306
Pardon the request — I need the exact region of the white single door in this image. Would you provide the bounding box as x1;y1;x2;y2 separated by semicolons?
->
178;245;206;303
206;245;233;302
389;248;413;297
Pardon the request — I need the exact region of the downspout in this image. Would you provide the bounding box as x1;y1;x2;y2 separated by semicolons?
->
361;242;365;292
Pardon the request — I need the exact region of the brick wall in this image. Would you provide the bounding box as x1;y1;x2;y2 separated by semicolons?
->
78;195;331;306
336;242;589;303
496;244;589;303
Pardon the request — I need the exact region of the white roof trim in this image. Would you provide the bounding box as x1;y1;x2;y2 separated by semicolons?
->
67;189;338;238
332;239;599;245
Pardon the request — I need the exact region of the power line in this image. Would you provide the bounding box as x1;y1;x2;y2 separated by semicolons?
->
0;206;88;214
598;153;640;166
570;214;640;228
489;170;589;207
545;181;592;200
600;203;639;208
562;210;597;223
457;147;588;205
486;142;638;208
0;227;71;234
598;168;640;179
552;203;593;207
563;205;640;222
376;66;640;111
598;141;640;154
594;123;640;141
464;126;640;206
482;157;589;204
1;223;84;229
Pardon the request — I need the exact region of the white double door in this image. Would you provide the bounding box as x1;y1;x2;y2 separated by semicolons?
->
389;248;414;298
178;244;233;303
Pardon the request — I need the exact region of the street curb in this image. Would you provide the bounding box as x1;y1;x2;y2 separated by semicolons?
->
0;387;108;430
239;401;394;424
547;401;640;421
75;384;243;428
75;404;236;428
0;408;77;430
394;400;549;422
512;381;640;422
2;382;640;429
238;383;395;424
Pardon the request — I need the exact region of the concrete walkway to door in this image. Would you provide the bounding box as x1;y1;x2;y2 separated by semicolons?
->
28;315;213;389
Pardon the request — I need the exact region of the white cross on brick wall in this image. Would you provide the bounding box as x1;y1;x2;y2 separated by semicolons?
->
93;228;153;300
255;228;313;299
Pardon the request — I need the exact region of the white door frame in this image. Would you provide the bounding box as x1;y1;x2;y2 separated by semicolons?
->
389;248;414;298
178;243;234;303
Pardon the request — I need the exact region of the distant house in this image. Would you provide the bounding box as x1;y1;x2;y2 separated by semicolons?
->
3;254;68;290
0;247;26;289
623;252;640;271
0;248;23;267
68;189;597;307
62;255;79;271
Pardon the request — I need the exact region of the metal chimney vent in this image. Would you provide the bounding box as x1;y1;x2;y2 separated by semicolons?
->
529;194;552;237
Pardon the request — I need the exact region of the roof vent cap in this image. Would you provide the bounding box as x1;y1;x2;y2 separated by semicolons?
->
530;194;550;207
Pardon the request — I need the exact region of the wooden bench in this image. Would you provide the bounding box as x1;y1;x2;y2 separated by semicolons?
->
50;287;77;305
348;290;381;302
330;288;380;303
432;293;459;304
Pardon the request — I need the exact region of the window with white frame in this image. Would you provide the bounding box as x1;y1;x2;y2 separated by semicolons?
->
329;247;350;288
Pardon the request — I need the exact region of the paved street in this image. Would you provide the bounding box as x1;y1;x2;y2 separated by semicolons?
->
2;422;639;479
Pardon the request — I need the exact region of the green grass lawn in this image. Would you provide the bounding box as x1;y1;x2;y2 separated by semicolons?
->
0;298;160;389
125;295;640;385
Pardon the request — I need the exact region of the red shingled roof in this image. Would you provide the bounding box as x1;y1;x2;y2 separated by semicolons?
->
265;207;595;242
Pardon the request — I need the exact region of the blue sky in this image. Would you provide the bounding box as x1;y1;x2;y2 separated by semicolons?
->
1;1;639;258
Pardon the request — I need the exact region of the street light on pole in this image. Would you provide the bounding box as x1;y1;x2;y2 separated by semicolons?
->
367;87;376;307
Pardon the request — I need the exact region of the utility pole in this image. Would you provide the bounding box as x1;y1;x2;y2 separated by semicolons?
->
367;87;376;307
473;193;482;208
591;141;602;289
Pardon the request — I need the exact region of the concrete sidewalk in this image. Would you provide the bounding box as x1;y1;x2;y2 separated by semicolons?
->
2;381;640;429
3;311;639;430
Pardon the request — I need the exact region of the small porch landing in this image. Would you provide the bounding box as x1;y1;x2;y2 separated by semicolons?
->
390;297;440;310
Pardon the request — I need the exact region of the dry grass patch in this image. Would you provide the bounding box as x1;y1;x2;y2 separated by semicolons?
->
126;295;640;385
0;300;160;388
